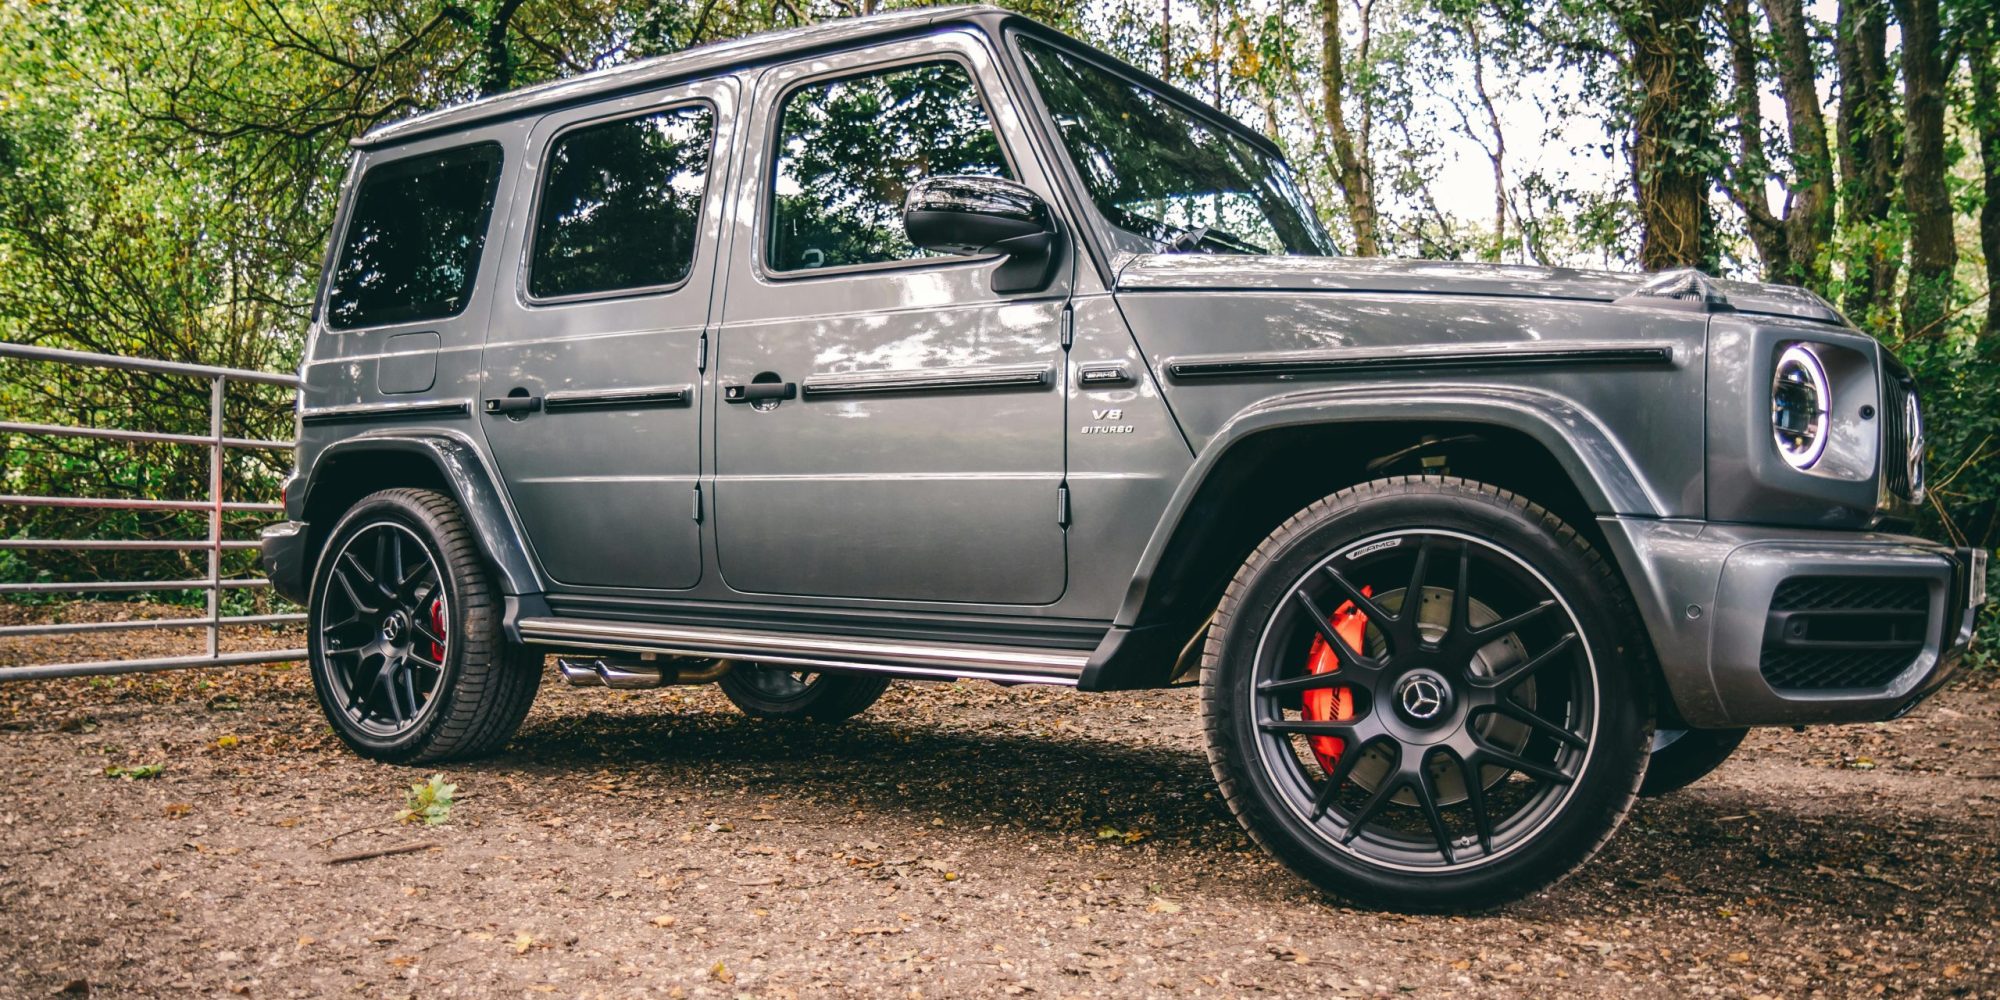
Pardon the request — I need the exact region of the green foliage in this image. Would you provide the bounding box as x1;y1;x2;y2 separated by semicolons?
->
104;763;164;780
397;774;457;825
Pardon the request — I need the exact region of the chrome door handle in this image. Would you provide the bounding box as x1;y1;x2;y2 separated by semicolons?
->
483;394;543;415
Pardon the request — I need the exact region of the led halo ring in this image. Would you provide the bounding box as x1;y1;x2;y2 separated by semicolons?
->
1772;344;1831;470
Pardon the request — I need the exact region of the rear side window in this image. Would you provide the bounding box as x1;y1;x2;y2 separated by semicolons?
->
531;105;717;299
767;61;1010;272
326;143;504;330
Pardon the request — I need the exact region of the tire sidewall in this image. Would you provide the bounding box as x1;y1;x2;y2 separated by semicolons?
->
1208;481;1650;910
308;492;471;763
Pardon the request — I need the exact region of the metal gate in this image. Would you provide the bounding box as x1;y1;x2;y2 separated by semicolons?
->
0;343;305;680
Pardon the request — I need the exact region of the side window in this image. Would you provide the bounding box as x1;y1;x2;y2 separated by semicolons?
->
327;143;503;330
768;61;1010;272
531;105;716;299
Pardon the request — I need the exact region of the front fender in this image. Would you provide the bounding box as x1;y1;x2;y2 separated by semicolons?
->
1113;383;1665;629
302;431;544;597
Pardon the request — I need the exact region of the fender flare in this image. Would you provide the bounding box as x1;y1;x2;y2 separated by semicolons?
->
1112;383;1665;630
302;431;545;597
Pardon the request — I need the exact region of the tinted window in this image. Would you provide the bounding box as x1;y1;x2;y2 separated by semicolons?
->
1020;39;1333;256
531;105;716;298
327;144;503;329
769;61;1010;272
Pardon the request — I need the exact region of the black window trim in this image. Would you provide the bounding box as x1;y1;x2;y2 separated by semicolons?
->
753;43;1027;284
322;139;508;332
519;95;724;308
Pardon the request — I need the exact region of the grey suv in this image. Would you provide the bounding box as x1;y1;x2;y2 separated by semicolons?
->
260;5;1987;911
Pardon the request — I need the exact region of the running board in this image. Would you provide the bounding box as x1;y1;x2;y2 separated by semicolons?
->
515;617;1087;686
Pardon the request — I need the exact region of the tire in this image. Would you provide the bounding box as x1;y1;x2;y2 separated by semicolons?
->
307;488;542;764
1639;727;1748;797
1201;476;1654;912
718;664;890;722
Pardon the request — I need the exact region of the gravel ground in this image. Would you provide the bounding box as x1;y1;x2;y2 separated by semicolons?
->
1;613;1997;999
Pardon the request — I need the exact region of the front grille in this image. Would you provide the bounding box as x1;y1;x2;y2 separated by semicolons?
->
1880;359;1923;503
1771;576;1928;612
1760;575;1930;691
1759;648;1922;690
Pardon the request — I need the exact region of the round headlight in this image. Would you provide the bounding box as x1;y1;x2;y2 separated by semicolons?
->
1772;344;1830;469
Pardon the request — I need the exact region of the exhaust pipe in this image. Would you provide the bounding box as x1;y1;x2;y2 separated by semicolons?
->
556;656;734;689
557;657;665;689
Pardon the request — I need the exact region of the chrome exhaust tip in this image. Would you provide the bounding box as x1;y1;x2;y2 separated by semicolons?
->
556;656;665;690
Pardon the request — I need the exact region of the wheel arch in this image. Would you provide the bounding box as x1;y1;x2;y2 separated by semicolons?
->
1082;387;1667;691
299;433;543;598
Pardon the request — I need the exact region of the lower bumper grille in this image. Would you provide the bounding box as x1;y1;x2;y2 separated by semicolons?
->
1759;576;1929;691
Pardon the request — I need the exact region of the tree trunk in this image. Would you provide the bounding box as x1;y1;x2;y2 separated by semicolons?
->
1620;0;1716;271
1763;0;1835;289
1462;14;1507;262
1892;0;1956;337
1320;0;1379;255
1970;12;2000;335
1835;0;1900;325
1162;0;1172;78
1722;0;1787;275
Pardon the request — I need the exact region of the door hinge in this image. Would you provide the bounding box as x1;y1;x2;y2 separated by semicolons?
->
696;332;709;372
691;485;703;523
1057;484;1071;527
1059;304;1074;351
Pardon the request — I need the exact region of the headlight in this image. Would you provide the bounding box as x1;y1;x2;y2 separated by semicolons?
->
1772;344;1830;469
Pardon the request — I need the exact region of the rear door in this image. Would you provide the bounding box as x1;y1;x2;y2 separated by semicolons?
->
480;78;735;591
710;33;1071;606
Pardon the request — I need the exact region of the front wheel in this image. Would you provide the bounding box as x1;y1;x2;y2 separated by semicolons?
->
1202;477;1653;912
1639;727;1748;797
717;664;890;722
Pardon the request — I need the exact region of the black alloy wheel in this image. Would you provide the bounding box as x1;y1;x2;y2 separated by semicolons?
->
1204;477;1652;911
318;521;449;738
308;489;541;764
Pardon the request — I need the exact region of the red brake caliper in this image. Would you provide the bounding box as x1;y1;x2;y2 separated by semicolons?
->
1303;587;1370;774
428;597;447;662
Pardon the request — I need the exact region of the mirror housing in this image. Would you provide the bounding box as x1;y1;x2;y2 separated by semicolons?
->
903;175;1060;294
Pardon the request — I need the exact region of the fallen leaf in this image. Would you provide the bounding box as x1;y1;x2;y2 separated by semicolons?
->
1146;898;1182;914
650;915;677;928
512;932;535;955
711;961;734;984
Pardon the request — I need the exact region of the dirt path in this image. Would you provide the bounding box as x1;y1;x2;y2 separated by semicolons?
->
2;654;1997;998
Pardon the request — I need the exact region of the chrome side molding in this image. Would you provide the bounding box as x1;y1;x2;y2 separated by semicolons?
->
801;363;1052;399
520;617;1086;686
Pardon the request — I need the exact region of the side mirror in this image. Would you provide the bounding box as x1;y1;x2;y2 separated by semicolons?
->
904;175;1060;294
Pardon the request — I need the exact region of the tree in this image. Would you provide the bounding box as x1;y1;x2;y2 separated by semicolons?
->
1722;0;1834;288
1616;0;1717;270
1833;0;1901;326
1892;0;1956;337
1967;4;2000;335
1320;0;1381;254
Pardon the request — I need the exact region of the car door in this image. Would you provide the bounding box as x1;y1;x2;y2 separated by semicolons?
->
479;78;735;591
712;33;1070;606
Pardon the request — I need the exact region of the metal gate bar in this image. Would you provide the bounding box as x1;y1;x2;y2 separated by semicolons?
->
0;342;306;679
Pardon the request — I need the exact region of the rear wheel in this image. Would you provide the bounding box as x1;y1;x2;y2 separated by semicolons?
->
1639;727;1748;797
307;488;541;764
1202;477;1652;912
717;664;889;722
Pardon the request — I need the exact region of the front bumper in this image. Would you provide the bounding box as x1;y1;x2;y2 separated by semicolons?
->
259;520;312;606
1600;517;1986;728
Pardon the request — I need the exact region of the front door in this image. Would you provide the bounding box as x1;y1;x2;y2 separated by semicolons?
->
481;79;735;590
712;35;1070;605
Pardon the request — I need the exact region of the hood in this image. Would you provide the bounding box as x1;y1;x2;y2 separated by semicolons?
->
1113;254;1847;327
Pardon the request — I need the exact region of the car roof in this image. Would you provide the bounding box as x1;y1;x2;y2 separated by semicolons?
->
355;5;1008;150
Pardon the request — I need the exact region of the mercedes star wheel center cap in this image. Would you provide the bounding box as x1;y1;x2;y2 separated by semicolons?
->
1396;671;1452;724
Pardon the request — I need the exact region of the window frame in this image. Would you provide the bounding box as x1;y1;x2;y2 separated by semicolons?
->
322;140;507;332
519;96;722;307
755;50;1023;283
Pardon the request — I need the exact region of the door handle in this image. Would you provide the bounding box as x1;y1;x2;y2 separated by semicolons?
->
483;394;543;415
722;382;797;404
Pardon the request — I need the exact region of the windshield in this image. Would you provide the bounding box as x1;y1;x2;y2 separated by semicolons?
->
1018;37;1335;257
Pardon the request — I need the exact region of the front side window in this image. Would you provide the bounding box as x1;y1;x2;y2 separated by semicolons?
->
327;144;504;329
768;61;1011;272
1018;38;1334;257
531;105;716;299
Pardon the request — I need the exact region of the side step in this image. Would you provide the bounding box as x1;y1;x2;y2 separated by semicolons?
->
516;617;1087;687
